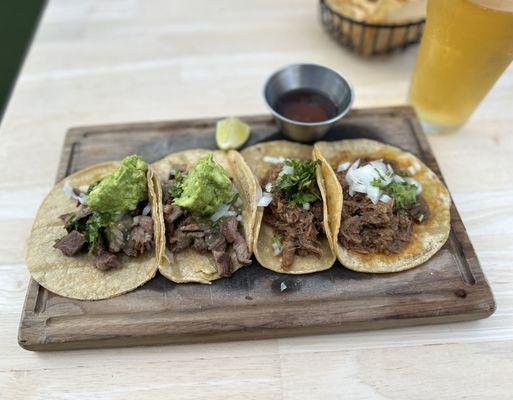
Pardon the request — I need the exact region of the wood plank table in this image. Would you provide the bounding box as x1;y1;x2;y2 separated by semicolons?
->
1;0;512;398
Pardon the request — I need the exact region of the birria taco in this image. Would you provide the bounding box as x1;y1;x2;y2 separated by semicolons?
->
26;155;161;300
314;139;451;273
241;141;336;274
153;149;257;284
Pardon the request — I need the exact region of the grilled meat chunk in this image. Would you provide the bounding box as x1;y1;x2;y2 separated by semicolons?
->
54;230;86;256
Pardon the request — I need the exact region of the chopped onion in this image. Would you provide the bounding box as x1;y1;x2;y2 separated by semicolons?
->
166;248;175;263
405;177;422;194
367;185;381;204
63;181;87;204
369;160;387;176
210;204;237;222
280;282;287;291
265;182;273;192
348;183;367;196
272;242;283;256
348;164;379;186
263;156;285;164
278;164;294;178
302;202;311;210
336;161;351;172
407;162;420;176
236;215;242;221
380;194;392;203
349;159;360;171
142;204;151;216
345;158;423;204
63;181;75;198
258;193;273;207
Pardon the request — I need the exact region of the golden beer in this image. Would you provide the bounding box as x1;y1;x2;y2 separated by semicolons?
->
409;0;513;132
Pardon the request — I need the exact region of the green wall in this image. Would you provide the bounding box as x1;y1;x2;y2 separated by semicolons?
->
0;1;46;123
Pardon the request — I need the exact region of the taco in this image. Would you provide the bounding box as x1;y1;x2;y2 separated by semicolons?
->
314;139;451;273
153;149;257;284
26;155;161;300
241;141;336;274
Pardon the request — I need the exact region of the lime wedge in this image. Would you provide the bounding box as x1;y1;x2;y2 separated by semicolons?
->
216;117;250;150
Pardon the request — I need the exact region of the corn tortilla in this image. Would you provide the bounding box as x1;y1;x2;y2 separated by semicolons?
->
241;141;336;274
314;139;451;273
26;162;161;300
152;149;258;284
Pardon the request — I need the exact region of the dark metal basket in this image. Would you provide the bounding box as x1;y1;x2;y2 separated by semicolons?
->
319;0;425;56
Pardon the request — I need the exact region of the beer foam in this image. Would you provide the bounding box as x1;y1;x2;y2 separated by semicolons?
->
469;0;513;12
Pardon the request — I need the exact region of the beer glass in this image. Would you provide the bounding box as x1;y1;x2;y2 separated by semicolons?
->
409;0;513;133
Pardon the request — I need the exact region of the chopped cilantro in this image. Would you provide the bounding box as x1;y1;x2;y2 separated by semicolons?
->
272;159;321;206
272;234;283;248
228;192;239;208
86;179;101;195
168;170;185;198
372;178;419;210
84;212;115;254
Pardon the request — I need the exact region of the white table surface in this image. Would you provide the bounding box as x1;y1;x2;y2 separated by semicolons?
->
1;0;512;398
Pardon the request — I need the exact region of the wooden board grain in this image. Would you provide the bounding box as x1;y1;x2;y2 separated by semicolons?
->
18;106;495;351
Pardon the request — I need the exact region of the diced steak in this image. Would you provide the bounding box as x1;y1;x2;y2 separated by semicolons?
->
169;229;193;253
54;230;86;256
220;217;238;243
63;205;92;232
192;237;208;253
206;234;226;252
129;215;154;254
220;217;251;265
213;250;232;277
94;252;121;271
163;167;250;273
233;235;251;265
105;214;132;253
163;204;184;224
179;223;210;233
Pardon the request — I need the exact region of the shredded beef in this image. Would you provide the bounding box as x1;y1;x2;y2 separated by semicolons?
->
53;230;86;256
262;164;324;269
281;239;296;269
337;159;429;255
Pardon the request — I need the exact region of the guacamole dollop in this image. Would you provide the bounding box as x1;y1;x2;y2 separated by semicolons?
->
174;153;232;216
87;155;148;214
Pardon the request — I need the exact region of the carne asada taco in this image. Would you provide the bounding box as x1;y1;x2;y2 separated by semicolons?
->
26;155;161;300
314;139;451;273
153;149;258;284
241;141;336;274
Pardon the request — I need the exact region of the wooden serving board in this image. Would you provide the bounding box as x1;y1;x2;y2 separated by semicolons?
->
18;106;495;351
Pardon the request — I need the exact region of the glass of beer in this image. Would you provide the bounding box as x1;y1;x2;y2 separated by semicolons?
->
409;0;513;134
